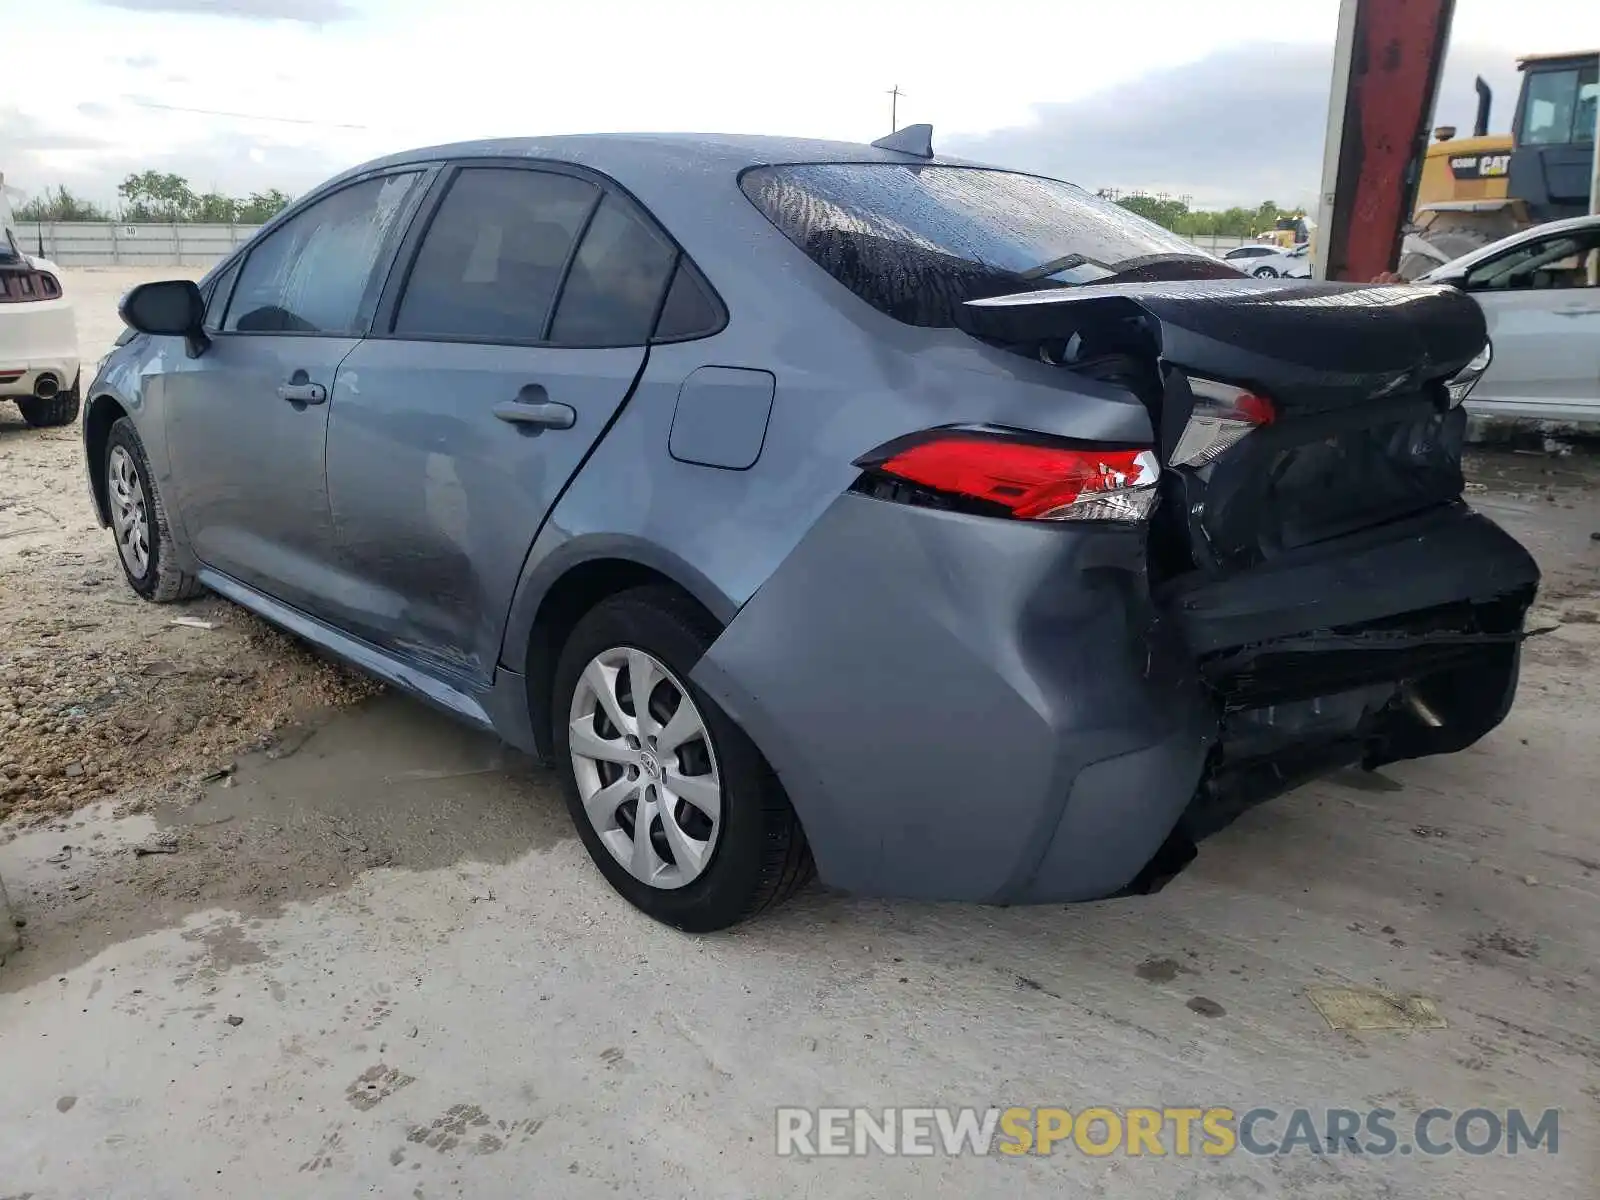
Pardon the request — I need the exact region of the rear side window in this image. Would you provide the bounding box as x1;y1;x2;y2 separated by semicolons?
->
741;163;1222;327
653;260;724;340
548;194;677;346
395;168;599;341
225;172;420;334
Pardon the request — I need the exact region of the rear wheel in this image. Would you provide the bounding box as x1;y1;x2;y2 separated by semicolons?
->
105;417;204;603
17;380;80;428
552;586;812;931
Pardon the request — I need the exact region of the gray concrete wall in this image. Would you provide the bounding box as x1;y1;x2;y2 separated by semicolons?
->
16;222;264;268
17;221;1249;269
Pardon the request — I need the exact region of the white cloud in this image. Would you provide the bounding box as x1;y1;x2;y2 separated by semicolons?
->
92;0;355;22
6;0;1593;211
946;42;1528;209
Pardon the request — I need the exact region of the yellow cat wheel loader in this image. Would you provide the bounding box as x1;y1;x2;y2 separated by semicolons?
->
1397;50;1598;279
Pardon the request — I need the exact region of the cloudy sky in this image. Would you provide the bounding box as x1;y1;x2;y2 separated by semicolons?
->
2;0;1592;212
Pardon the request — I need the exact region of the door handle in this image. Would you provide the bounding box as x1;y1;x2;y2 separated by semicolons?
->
278;370;327;405
493;398;576;430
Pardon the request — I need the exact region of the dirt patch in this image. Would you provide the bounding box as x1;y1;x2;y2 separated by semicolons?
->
0;267;381;824
0;561;380;823
0;694;565;989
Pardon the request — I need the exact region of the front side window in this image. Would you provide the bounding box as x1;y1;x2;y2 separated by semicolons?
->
203;258;240;330
1465;228;1600;291
394;168;599;341
1520;65;1599;146
225;172;420;334
741;163;1224;327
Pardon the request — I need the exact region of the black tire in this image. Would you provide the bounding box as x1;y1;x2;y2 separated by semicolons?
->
1252;265;1280;278
1397;227;1504;281
17;380;81;428
104;417;204;603
552;586;813;931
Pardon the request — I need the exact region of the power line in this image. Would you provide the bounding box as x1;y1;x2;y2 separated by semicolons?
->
129;100;369;130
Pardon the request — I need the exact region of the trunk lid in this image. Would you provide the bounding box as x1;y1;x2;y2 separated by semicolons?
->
960;277;1487;411
958;277;1488;575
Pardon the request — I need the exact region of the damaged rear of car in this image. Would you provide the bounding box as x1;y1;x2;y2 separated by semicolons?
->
710;160;1538;904
958;278;1535;866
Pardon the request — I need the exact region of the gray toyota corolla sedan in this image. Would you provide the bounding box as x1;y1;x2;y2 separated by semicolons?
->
84;130;1539;930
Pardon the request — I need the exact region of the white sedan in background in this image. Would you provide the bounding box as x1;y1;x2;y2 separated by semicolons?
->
1223;243;1312;278
1418;215;1600;426
0;216;80;427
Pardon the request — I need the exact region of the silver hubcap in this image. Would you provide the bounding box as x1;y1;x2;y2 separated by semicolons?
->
569;647;722;890
107;445;150;577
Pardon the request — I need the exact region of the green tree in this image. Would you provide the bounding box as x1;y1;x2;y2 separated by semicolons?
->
13;186;110;222
1115;192;1192;232
194;192;240;223
117;170;198;221
235;189;292;223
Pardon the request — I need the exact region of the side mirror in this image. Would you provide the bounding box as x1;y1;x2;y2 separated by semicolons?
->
119;279;209;357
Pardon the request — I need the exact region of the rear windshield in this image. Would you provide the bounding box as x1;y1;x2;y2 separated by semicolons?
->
741;163;1231;327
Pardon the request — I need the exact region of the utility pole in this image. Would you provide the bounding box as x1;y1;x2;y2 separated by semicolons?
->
1590;84;1599;282
1314;0;1455;279
1589;78;1600;215
887;85;903;133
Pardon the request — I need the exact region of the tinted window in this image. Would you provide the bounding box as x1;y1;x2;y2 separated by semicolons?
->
549;195;677;345
203;258;240;329
395;168;597;341
741;163;1223;327
1520;65;1599;146
653;260;723;340
225;172;419;334
1465;228;1600;291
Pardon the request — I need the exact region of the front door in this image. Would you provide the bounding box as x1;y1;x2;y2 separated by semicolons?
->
161;170;425;612
324;165;681;685
1466;223;1600;420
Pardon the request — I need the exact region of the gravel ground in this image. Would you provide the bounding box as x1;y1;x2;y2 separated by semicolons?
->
0;268;379;824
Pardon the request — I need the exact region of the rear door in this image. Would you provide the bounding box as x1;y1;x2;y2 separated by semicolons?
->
1463;225;1600;421
161;170;425;611
323;163;680;685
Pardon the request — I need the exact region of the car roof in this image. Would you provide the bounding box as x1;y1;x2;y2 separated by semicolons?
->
1419;212;1600;279
327;132;994;191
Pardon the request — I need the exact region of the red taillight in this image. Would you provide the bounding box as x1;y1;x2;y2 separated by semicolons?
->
866;433;1160;522
0;269;61;303
1169;377;1276;467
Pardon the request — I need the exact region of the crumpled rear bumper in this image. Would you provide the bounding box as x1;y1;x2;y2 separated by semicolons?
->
692;492;1216;905
692;493;1538;906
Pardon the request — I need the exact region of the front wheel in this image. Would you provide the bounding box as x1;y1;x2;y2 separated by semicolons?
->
104;417;204;603
552;586;813;931
1252;265;1280;278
